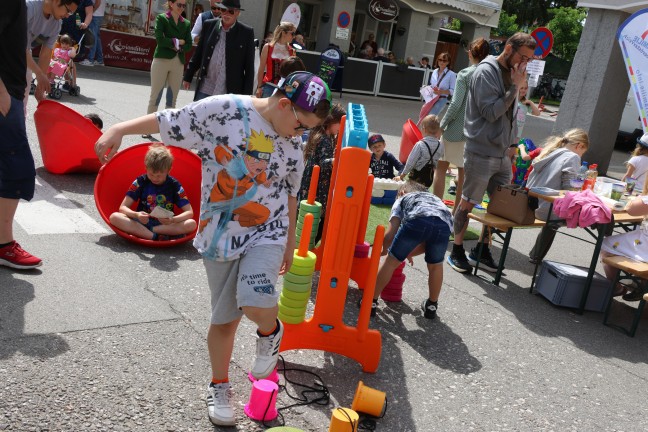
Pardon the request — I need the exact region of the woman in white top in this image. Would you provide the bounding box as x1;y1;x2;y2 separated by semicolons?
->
255;21;296;98
425;52;457;117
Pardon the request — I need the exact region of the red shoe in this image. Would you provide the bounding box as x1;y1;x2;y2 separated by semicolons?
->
0;242;43;269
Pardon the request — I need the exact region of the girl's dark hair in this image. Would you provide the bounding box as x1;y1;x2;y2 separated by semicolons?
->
85;113;103;129
279;56;305;78
631;142;648;157
58;34;74;46
469;37;489;63
303;103;346;159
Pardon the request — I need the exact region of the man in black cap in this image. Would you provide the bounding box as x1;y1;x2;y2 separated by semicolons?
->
182;0;255;99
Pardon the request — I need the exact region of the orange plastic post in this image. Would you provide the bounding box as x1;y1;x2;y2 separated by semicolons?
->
356;174;374;244
298;213;314;257
307;165;320;204
280;145;382;373
319;115;346;250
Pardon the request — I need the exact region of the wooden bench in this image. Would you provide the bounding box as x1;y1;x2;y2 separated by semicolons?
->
468;212;546;286
602;255;648;337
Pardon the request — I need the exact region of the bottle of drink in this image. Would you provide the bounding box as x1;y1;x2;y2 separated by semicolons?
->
75;13;81;28
576;161;588;181
581;163;598;191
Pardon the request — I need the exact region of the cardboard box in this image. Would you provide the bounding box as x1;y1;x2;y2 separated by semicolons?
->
536;260;612;312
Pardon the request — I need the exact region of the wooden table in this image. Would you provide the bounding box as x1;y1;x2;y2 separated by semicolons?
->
528;190;643;314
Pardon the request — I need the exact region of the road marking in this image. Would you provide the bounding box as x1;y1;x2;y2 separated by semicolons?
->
15;178;108;234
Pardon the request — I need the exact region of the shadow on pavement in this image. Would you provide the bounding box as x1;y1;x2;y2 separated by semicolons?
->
463;271;648;365
0;272;70;360
95;234;201;272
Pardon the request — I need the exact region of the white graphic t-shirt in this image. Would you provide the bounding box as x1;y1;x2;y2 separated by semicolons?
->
157;95;304;261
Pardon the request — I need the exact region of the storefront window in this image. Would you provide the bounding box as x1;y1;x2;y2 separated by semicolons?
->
104;0;173;36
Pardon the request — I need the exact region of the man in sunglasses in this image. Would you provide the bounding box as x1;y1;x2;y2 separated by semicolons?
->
448;32;536;275
182;0;255;100
190;0;221;44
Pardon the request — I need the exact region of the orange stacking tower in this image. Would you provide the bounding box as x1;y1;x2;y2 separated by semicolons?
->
280;104;383;373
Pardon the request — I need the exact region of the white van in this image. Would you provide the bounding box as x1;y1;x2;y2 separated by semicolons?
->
617;90;643;147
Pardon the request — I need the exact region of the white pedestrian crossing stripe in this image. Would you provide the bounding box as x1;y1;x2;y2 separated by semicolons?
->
15;178;108;234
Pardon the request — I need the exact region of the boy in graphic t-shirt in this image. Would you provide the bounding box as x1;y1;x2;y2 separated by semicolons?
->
95;71;332;427
368;133;404;179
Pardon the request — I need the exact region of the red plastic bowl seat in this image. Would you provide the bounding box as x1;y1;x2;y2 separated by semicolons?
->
398;119;423;164
94;143;202;247
34;100;103;174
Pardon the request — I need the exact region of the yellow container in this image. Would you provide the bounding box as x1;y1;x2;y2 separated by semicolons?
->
328;407;358;432
351;381;386;417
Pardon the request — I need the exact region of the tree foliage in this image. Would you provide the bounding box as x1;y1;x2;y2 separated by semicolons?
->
546;7;586;62
493;11;520;38
502;0;578;27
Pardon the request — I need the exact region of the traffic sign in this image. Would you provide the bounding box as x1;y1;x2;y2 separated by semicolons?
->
338;11;350;29
531;27;553;58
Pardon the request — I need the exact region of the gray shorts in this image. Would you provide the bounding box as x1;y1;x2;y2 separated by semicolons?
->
203;243;285;325
462;151;512;205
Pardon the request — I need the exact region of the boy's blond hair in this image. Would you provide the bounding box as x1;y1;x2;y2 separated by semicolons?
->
420;114;441;136
144;144;173;172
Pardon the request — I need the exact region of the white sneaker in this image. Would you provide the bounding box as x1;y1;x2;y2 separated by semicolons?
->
79;59;93;66
250;320;284;379
206;382;235;426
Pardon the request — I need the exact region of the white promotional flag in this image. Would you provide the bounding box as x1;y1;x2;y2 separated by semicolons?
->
617;8;648;134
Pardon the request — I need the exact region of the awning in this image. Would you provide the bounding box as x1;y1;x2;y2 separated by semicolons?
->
429;0;501;16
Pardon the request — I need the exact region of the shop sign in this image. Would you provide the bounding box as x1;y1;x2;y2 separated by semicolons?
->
368;0;399;22
103;31;156;70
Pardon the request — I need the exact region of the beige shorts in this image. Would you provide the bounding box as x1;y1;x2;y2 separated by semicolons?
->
440;138;466;168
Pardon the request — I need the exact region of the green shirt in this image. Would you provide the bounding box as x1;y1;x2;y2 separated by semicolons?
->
153;12;192;64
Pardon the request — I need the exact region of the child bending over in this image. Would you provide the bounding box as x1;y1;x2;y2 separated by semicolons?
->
367;180;453;319
109;144;197;241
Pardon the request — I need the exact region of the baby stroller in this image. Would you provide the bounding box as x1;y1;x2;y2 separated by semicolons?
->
47;34;84;99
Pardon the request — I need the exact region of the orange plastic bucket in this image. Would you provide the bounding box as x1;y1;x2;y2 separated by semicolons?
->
398;119;423;164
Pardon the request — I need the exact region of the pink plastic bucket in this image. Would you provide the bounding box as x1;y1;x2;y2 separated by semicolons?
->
244;379;279;421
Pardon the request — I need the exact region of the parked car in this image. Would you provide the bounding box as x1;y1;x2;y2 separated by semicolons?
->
617;90;643;149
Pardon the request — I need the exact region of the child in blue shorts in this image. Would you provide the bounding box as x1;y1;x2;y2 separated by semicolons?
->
370;180;453;319
109;144;197;241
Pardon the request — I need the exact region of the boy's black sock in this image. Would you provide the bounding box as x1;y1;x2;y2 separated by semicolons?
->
452;243;465;255
0;241;14;249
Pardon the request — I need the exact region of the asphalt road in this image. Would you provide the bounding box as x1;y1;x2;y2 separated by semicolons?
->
1;65;646;431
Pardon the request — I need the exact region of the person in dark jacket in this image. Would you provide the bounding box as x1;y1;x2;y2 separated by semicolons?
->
182;0;254;100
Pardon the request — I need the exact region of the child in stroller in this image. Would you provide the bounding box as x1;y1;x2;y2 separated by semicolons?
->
46;34;81;99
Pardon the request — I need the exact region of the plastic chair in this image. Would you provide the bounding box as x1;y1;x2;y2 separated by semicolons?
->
34;100;102;174
94;143;202;247
398;119;423;164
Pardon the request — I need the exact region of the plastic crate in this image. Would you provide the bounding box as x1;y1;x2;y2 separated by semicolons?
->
535;260;612;312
